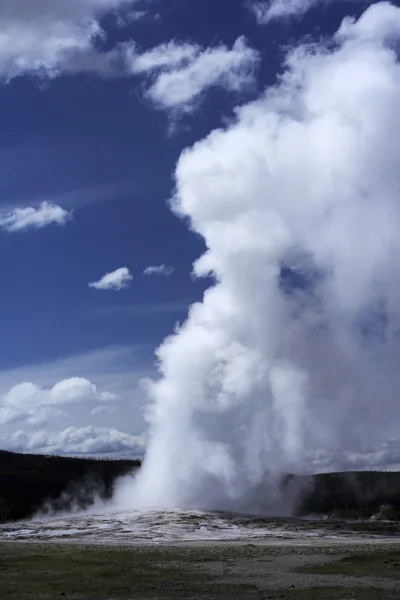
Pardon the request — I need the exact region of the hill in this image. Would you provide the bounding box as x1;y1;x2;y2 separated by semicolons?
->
0;450;400;523
293;470;400;520
0;450;140;522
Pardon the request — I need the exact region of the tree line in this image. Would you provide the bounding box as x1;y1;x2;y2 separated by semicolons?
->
0;450;140;522
0;450;400;523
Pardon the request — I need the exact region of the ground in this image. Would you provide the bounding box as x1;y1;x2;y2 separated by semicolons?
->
0;541;400;599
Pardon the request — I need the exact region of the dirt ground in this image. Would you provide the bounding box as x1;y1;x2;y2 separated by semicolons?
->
185;541;400;592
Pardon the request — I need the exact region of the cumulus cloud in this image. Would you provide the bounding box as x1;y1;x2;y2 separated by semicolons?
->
6;426;144;456
129;2;400;512
0;201;71;232
0;377;118;426
0;0;141;81
129;37;260;113
0;345;149;457
143;264;174;276
89;267;133;291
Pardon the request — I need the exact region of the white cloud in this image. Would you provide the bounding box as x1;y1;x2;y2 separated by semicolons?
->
308;439;400;473
143;264;174;277
89;267;133;291
0;3;258;116
0;201;71;232
250;0;320;22
0;0;140;81
130;41;199;73
249;0;365;24
0;345;151;448
0;344;146;393
130;2;400;512
6;426;144;456
129;37;260;113
336;1;400;42
48;377;118;403
0;377;118;426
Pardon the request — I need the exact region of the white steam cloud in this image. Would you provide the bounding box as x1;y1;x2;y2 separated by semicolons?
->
121;2;400;513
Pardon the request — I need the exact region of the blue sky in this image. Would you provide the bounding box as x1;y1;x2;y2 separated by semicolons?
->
1;0;399;465
0;0;367;367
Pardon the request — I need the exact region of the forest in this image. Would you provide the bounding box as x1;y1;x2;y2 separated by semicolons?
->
0;450;400;523
292;471;400;520
0;449;139;522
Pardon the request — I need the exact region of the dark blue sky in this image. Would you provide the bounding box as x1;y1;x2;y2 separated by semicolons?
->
0;0;372;370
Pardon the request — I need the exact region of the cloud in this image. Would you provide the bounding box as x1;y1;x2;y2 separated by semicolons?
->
0;201;71;232
129;2;400;512
130;41;199;72
48;377;118;403
0;344;146;394
0;1;258;119
0;0;142;81
0;345;151;448
91;405;116;416
6;426;144;457
250;0;320;22
89;267;133;291
0;3;258;117
0;406;66;428
0;377;118;427
143;264;174;277
129;37;260;113
336;1;400;42
308;439;400;473
249;0;364;23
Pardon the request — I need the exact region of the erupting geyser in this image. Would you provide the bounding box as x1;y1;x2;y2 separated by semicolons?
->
121;2;400;513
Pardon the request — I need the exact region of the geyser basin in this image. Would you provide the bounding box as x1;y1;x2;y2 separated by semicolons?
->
1;509;399;545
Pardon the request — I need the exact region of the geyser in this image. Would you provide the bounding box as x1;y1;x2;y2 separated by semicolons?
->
126;2;400;512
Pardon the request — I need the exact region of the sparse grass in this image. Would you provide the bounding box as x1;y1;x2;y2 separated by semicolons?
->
261;589;400;599
2;543;400;599
0;544;259;600
297;549;400;579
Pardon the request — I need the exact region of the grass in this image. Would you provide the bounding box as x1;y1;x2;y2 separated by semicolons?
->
261;589;400;599
0;543;259;600
2;543;400;600
297;549;400;579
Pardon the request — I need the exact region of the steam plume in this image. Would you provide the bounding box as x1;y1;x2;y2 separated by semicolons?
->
124;2;400;512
